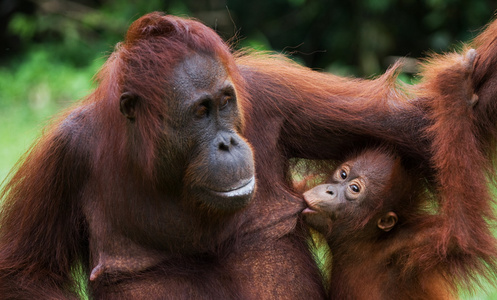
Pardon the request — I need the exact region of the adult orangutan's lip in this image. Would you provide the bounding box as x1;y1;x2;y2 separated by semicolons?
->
211;176;256;198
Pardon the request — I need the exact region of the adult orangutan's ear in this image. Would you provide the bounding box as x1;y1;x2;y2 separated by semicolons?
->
377;212;398;232
120;92;138;120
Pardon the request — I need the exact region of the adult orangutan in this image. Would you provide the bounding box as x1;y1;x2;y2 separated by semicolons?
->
0;11;495;299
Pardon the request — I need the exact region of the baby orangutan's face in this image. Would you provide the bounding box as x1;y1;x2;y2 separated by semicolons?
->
302;161;368;234
302;150;399;234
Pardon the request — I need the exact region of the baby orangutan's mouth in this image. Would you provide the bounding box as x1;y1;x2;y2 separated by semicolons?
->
302;195;337;222
302;207;318;215
302;192;321;215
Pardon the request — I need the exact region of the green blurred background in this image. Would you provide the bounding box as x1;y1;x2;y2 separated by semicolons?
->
0;0;496;298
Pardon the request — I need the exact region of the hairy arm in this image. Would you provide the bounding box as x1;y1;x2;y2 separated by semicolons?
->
0;105;93;299
237;54;429;163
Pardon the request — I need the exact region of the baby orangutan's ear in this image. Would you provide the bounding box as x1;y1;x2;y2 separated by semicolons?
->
377;212;398;232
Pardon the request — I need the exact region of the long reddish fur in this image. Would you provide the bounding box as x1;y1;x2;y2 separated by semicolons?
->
289;20;497;296
0;11;496;298
413;28;497;288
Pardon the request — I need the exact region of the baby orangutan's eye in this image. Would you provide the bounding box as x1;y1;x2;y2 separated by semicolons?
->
349;184;360;193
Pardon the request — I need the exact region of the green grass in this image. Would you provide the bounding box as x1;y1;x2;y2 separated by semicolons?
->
1;48;497;299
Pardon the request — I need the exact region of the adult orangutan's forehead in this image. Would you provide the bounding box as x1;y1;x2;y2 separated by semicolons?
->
173;54;228;91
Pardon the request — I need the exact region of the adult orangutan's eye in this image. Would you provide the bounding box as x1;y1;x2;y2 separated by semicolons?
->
195;104;209;118
220;95;232;110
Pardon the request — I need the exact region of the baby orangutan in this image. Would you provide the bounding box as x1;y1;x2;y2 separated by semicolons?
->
302;148;458;300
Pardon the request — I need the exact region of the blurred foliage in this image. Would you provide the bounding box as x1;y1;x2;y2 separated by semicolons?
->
2;0;496;74
0;0;497;298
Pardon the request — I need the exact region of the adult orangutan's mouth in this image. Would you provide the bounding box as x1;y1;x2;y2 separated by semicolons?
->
210;176;256;199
